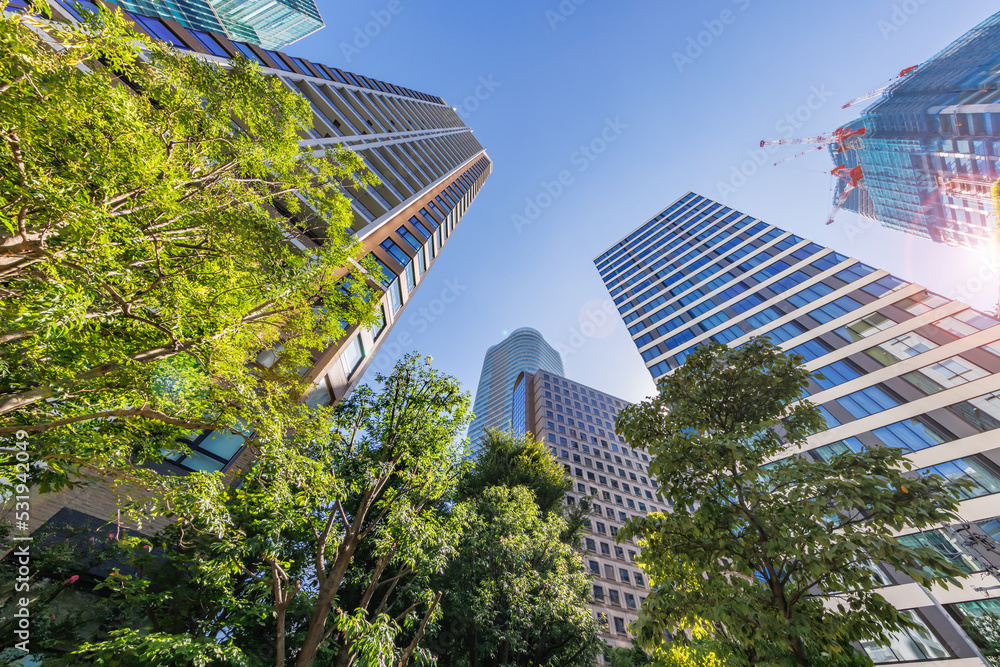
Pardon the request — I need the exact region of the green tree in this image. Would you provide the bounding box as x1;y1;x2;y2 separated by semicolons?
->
432;429;600;667
604;640;653;667
617;339;970;667
0;3;377;499
4;355;471;666
456;428;571;516
434;485;601;667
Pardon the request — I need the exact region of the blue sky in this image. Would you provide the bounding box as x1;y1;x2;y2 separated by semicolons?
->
288;0;1000;406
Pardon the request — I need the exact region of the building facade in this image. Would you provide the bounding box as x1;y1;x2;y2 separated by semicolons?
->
831;10;1000;250
466;328;564;457
97;0;323;50
28;0;491;524
512;370;658;661
596;191;1000;664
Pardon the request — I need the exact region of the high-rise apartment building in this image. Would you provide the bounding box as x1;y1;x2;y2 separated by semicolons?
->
596;192;1000;664
466;328;564;457
30;1;490;524
829;10;1000;250
512;370;658;661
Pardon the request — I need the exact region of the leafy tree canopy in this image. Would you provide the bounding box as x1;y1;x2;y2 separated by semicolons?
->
457;428;571;516
2;355;471;667
0;3;378;501
616;339;970;667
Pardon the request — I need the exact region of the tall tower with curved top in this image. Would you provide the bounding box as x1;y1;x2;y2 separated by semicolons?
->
466;328;564;457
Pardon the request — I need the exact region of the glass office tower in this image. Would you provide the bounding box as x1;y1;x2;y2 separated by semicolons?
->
103;0;324;50
596;192;1000;664
466;328;564;457
831;10;1000;250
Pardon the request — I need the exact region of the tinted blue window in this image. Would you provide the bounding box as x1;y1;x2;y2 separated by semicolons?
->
811;437;864;462
379;239;410;266
809;252;848;271
873;417;952;452
764;321;804;344
787;283;834;308
263;50;292;71
835;263;876;284
745;307;783;329
809;296;863;324
813;360;862;390
816;405;840;427
837;386;899;419
409;217;431;239
129;13;190;49
396;226;422;251
232;42;263;65
863;275;906;297
711;325;744;344
190;30;228;57
368;254;394;288
788;339;831;362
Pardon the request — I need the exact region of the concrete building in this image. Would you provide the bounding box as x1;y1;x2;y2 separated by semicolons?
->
26;0;491;525
830;10;1000;250
596;191;1000;665
466;328;564;457
511;369;659;661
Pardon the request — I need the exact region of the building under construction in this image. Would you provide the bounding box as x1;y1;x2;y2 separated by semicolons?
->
827;10;1000;250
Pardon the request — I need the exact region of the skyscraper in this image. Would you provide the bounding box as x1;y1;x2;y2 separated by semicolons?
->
30;2;491;527
71;0;325;49
512;369;658;662
829;10;1000;250
597;192;1000;663
466;328;564;457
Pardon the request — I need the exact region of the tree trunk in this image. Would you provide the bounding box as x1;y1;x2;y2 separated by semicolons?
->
295;543;356;667
789;634;811;667
397;591;441;667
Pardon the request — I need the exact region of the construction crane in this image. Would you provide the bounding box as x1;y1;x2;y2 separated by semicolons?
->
759;126;866;167
826;164;864;225
841;65;919;109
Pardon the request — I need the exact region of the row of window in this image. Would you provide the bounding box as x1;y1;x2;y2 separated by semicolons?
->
587;559;645;587
636;239;858;362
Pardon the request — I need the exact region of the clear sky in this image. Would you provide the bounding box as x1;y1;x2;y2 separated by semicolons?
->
288;0;1000;406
